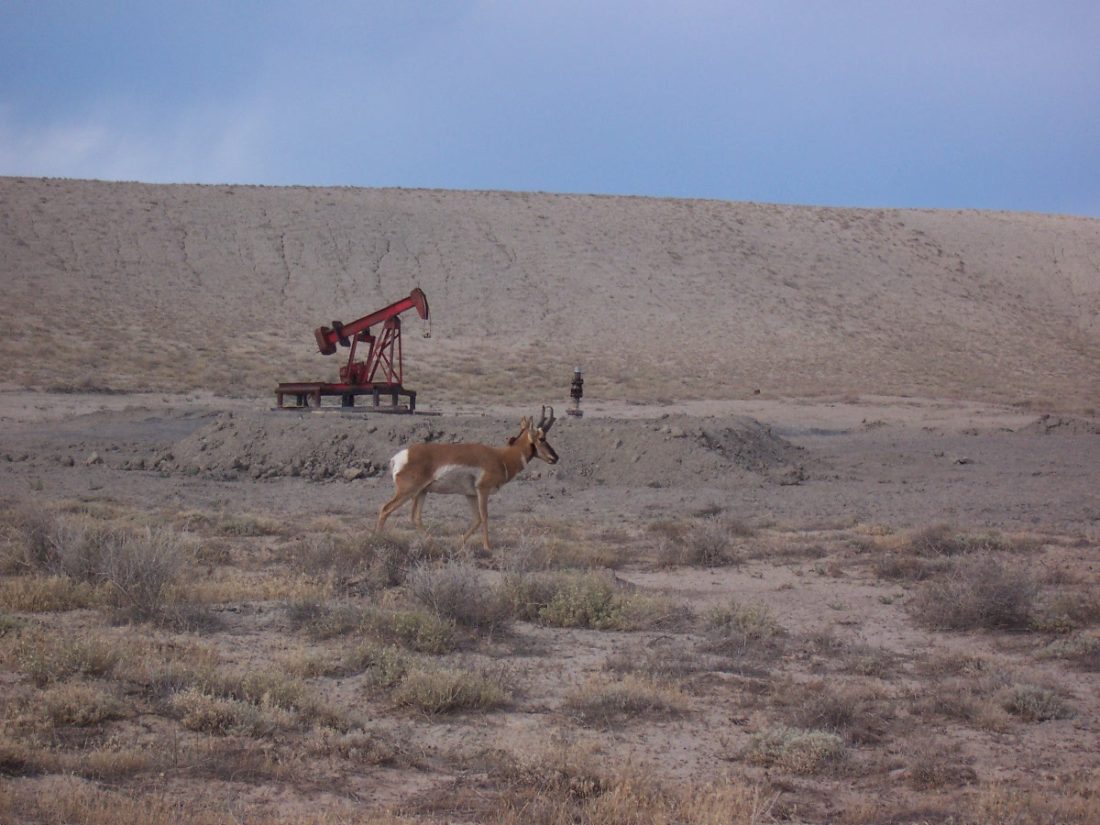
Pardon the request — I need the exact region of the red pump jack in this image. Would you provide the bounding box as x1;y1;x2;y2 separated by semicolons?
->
275;288;430;412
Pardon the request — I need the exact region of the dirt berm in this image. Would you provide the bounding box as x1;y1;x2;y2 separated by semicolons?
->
155;411;808;489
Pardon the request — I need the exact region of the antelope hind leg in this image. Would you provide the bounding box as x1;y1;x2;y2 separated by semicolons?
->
376;488;417;532
477;490;492;551
411;491;428;529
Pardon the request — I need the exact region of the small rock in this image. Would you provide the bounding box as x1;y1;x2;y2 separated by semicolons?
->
344;467;365;481
86;452;103;465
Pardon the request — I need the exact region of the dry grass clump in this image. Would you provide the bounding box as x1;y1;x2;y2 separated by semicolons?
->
351;643;509;715
0;575;106;612
7;630;122;686
167;663;346;733
169;687;296;737
805;633;900;678
780;680;890;744
1;508;184;620
872;553;951;581
1039;633;1100;671
916;687;1008;731
0;503;54;574
495;525;625;571
361;606;457;655
304;727;407;768
904;739;977;790
652;516;754;568
96;526;186;619
183;737;302;784
0;613;24;636
1001;683;1075;722
499;773;778;825
0;732;53;777
174;569;327;605
285;531;416;593
284;597;458;654
604;642;723;681
210;512;284;537
909;556;1039;631
391;664;509;715
904;524;1037;556
0;774;421;825
503;570;686;631
967;775;1100;825
1031;589;1100;634
565;674;689;727
873;525;1038;582
39;682;128;727
285;598;364;639
406;560;510;630
492;742;778;825
699;601;787;662
907;655;1067;732
743;725;845;774
165;664;352;736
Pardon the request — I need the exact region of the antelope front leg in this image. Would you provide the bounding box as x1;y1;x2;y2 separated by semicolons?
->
477;489;492;551
461;494;482;545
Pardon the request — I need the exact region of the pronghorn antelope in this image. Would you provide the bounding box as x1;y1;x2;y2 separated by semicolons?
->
376;407;558;550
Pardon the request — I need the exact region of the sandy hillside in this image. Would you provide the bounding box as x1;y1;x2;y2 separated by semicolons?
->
2;176;1098;409
2;178;1100;824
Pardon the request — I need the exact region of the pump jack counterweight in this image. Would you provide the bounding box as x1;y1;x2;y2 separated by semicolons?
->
276;288;430;412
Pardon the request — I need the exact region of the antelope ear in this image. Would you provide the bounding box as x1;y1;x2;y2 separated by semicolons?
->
519;416;530;429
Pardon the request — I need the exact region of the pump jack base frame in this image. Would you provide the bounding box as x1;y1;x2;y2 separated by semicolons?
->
275;382;416;413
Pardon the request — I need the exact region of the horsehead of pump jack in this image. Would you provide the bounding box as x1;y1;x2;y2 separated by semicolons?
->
376;406;559;551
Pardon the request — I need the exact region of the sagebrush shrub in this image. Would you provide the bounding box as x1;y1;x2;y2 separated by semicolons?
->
744;726;844;774
406;561;509;629
910;556;1038;631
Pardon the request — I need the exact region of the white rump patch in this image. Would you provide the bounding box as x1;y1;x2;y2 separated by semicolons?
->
390;449;409;480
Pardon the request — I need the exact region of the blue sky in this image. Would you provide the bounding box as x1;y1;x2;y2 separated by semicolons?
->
1;1;1097;216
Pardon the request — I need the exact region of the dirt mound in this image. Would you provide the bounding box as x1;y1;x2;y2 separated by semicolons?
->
156;411;805;488
1017;414;1100;436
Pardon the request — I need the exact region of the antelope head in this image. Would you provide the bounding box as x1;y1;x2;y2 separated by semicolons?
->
522;405;558;464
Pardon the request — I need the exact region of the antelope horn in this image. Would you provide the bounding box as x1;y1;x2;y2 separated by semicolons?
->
538;405;556;433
